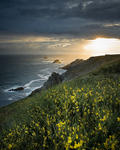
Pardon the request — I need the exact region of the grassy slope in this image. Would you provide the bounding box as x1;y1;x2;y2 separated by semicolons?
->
93;58;120;75
0;57;120;150
62;54;120;80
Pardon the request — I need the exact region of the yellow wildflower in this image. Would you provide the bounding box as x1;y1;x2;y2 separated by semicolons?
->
71;140;84;149
35;123;39;127
117;117;120;122
98;123;102;130
76;134;78;139
8;144;12;149
68;136;72;144
25;130;28;134
32;132;36;136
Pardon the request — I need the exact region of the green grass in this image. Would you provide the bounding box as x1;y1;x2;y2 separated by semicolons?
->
92;58;120;75
0;73;120;150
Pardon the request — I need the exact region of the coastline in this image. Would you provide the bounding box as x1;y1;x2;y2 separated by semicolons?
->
30;54;120;96
0;54;120;150
1;54;120;108
0;56;66;108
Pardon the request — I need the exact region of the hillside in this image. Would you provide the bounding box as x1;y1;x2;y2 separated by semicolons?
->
0;54;120;150
62;54;120;80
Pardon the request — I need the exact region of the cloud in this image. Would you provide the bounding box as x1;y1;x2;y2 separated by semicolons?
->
80;0;120;21
0;0;120;39
1;0;119;21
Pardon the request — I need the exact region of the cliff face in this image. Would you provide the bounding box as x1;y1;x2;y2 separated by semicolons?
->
62;54;120;80
31;72;63;95
42;72;63;89
31;54;120;95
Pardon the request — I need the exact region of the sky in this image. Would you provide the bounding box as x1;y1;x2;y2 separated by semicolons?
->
0;0;120;57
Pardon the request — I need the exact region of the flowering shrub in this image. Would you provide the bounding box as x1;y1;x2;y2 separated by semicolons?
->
0;75;120;150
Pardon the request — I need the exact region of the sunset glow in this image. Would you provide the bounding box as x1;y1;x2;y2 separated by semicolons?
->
84;38;120;55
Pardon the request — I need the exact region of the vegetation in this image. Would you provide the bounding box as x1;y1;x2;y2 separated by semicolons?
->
93;58;120;75
0;59;120;150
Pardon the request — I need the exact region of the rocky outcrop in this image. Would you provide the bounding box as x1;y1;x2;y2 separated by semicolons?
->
53;59;61;64
31;54;120;95
9;87;24;92
62;59;83;70
30;72;63;95
44;56;48;59
62;55;120;80
42;72;63;89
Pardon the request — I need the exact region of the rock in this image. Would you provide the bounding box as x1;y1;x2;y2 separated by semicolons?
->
30;72;63;95
30;88;42;96
53;59;61;64
62;59;83;70
44;56;48;59
43;72;63;89
9;87;24;92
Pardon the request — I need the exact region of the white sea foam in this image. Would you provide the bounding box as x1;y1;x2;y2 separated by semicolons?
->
8;97;13;101
4;67;65;94
37;74;50;80
40;68;52;74
24;86;43;96
4;74;48;93
31;86;42;91
24;73;49;89
42;60;53;64
24;79;42;88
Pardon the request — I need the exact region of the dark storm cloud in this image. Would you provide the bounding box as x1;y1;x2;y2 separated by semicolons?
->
80;0;120;21
0;0;120;37
1;0;119;20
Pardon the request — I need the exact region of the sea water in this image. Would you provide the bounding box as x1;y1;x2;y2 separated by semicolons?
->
0;55;65;107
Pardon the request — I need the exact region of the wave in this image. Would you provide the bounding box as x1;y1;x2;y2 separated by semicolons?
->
37;74;50;80
4;65;66;104
5;73;49;93
4;67;65;94
8;97;13;101
42;60;53;64
24;78;42;88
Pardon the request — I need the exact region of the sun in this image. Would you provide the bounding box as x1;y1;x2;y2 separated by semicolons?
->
84;38;118;55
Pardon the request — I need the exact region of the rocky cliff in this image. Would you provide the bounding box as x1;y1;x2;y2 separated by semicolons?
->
31;54;120;95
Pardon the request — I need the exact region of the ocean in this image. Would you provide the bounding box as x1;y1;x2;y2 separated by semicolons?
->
0;55;65;107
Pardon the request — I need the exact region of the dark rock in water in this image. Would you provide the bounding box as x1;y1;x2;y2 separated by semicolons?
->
44;56;48;59
53;59;61;64
43;72;63;89
9;87;24;92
